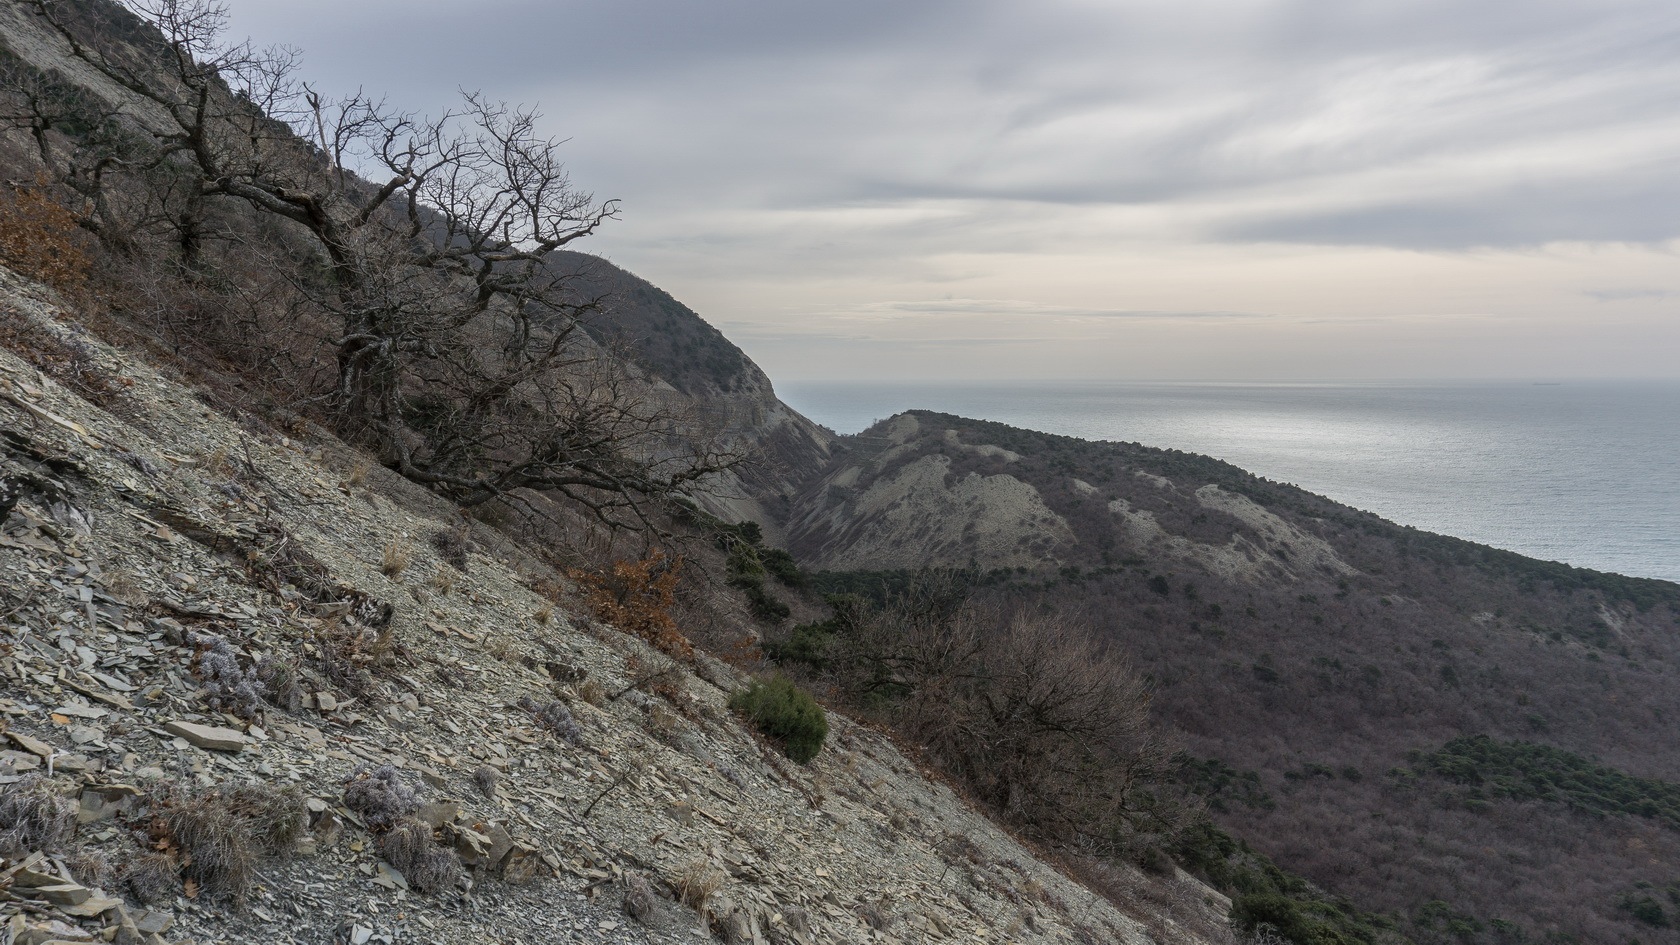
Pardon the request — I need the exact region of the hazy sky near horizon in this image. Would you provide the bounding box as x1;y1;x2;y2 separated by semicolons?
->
221;0;1680;381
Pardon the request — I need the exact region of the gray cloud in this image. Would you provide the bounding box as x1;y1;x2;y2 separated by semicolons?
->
223;0;1680;249
219;0;1680;380
1585;287;1672;302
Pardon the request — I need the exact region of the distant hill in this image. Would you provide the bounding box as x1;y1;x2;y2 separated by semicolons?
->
773;409;1680;945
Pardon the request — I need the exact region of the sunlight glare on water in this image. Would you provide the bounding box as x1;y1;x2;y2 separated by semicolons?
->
777;380;1680;583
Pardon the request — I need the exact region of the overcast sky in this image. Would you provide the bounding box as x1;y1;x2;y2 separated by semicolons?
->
221;0;1680;382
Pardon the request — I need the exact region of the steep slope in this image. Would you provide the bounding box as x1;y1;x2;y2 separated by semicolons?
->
787;410;1680;945
546;250;832;540
0;271;1222;944
0;0;829;542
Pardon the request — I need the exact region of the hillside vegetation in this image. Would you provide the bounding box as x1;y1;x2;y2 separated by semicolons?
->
770;410;1680;945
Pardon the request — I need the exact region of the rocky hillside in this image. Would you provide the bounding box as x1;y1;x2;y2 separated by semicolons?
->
546;250;832;542
776;410;1680;945
0;0;829;543
0;270;1226;944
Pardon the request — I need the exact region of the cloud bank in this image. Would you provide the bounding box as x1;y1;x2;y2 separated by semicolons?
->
223;0;1680;380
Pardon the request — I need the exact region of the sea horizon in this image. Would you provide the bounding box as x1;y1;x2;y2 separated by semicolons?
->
777;378;1680;584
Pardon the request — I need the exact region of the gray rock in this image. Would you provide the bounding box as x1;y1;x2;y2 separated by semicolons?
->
162;719;246;752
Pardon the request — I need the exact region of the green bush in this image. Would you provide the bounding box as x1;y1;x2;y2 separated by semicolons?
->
729;676;829;764
764;621;837;670
1421;735;1680;830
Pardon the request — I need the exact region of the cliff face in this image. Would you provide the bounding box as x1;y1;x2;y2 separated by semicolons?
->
546;251;833;541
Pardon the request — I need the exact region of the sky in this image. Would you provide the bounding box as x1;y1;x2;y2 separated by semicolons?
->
218;0;1680;382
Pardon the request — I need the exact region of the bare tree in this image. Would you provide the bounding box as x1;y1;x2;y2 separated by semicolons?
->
24;0;740;523
823;574;1182;856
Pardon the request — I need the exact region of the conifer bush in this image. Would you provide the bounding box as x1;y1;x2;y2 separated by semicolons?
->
729;676;828;764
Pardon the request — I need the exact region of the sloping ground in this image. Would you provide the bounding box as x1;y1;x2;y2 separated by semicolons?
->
0;270;1220;944
0;2;830;549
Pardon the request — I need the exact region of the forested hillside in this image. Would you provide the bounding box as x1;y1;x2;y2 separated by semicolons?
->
768;410;1680;945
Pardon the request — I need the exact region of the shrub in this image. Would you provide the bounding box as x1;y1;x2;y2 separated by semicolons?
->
1231;893;1314;944
623;872;659;924
429;525;472;571
1621;893;1670;928
729;676;829;764
190;634;265;720
764;620;836;670
342;763;422;831
190;635;302;718
0;776;75;853
254;656;303;712
0;179;91;292
571;552;693;658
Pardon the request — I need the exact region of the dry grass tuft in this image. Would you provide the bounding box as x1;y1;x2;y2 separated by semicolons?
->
120;850;180;903
379;820;462;894
428;567;457;595
676;859;726;911
0;775;75;853
165;800;255;898
381;540;412;579
576;678;607;707
857;901;894;931
62;847;112;887
534;602;555;625
224;783;307;855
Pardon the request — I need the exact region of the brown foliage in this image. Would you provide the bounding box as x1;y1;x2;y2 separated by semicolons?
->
0;179;89;292
571;551;693;659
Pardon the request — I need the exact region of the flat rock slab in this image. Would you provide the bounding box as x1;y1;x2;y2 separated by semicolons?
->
7;731;55;758
162;719;246;752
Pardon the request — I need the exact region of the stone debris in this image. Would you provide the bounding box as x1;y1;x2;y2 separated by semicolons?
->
0;270;1206;945
159;720;246;752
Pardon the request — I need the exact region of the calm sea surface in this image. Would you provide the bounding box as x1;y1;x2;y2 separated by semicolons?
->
776;380;1680;584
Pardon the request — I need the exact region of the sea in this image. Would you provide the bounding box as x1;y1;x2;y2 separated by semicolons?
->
776;380;1680;584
